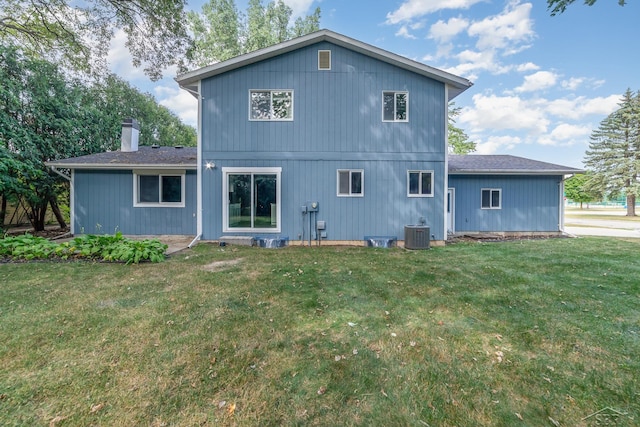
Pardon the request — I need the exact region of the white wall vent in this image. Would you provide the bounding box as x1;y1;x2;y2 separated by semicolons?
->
318;50;331;70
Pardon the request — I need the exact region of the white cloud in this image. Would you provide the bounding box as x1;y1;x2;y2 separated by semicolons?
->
546;95;620;120
538;123;592;146
283;0;316;18
460;93;550;134
515;71;558;93
561;77;585;91
475;135;522;154
108;29;146;80
516;62;539;72
386;0;484;24
467;2;535;54
445;49;512;78
396;25;418;39
428;16;469;43
155;86;198;127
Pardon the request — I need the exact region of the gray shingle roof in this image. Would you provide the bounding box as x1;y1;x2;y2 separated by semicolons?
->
448;154;583;175
47;146;197;170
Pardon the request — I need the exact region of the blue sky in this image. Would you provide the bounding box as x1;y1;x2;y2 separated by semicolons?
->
108;0;639;168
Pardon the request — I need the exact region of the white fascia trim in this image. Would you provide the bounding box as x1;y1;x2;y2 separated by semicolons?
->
46;164;196;170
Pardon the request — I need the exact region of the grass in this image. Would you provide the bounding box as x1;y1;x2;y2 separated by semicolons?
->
1;237;639;426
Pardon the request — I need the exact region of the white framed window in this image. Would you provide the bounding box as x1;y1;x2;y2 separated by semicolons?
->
133;170;185;207
318;50;331;70
249;90;293;121
223;167;281;232
407;170;434;197
337;169;364;197
481;188;502;209
382;91;408;122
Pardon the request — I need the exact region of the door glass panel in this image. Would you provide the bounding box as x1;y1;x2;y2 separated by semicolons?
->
254;174;277;228
228;174;251;228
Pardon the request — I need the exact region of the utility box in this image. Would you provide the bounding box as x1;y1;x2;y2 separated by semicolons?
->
404;226;430;249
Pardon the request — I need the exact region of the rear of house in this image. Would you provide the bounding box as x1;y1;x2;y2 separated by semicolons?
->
176;29;473;245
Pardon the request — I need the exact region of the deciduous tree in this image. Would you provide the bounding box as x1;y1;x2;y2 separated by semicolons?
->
548;0;626;16
0;0;191;80
564;173;597;209
188;0;321;67
448;103;476;155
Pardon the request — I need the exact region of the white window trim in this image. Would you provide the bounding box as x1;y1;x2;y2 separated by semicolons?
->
248;89;294;121
318;50;331;70
337;169;364;197
407;170;434;198
133;169;186;208
222;167;282;233
382;91;409;122
481;188;502;210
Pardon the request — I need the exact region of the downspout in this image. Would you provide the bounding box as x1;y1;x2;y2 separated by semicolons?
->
189;80;204;248
443;85;450;242
49;166;75;235
559;174;573;232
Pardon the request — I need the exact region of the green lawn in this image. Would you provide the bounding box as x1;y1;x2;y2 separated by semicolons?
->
1;237;639;426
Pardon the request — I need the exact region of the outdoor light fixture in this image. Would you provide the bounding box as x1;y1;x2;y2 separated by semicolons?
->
205;161;215;170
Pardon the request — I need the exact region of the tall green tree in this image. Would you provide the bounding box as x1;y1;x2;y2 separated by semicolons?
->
548;0;626;16
584;89;640;216
564;173;597;208
0;44;196;231
188;0;321;66
0;0;191;80
448;103;476;155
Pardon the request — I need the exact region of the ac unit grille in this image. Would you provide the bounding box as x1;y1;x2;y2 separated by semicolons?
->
404;226;430;249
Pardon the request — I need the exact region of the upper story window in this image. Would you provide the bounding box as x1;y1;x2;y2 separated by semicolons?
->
383;91;408;122
318;50;331;70
407;170;434;197
481;188;502;209
133;170;185;208
249;90;293;121
337;169;364;197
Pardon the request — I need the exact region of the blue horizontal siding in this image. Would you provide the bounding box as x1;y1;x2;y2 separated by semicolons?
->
449;175;562;232
73;170;197;235
203;160;445;241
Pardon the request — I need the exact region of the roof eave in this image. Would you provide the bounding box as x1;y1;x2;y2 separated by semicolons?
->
450;170;584;175
45;162;197;170
175;29;473;99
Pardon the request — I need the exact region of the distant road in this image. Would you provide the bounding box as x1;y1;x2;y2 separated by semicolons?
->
564;208;640;238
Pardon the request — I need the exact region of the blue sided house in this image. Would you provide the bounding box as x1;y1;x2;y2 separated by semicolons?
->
47;30;582;245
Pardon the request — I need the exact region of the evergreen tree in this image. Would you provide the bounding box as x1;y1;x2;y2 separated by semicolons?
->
548;0;626;16
584;89;640;216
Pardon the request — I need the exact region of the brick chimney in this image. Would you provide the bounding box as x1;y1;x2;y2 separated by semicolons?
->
120;118;140;152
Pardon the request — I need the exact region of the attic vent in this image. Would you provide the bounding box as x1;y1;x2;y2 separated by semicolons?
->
318;50;331;70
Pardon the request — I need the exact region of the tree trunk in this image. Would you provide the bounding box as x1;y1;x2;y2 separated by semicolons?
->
49;197;67;229
28;202;48;231
626;194;636;216
0;194;6;230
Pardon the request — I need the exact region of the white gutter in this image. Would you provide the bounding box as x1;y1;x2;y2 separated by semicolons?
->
49;165;71;181
558;174;575;232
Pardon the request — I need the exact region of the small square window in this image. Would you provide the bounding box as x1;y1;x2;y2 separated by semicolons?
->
337;169;364;197
481;188;501;209
407;171;434;197
383;91;408;122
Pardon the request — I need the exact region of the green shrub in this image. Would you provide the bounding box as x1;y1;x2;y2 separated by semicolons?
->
0;232;167;264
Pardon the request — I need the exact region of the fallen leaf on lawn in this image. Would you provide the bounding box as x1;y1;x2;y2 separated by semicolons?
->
49;416;67;427
227;402;236;415
352;348;358;355
381;389;388;397
515;412;523;420
548;416;560;427
410;341;417;347
90;403;105;414
347;322;357;327
391;332;397;337
334;355;342;362
317;386;326;395
217;400;226;408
